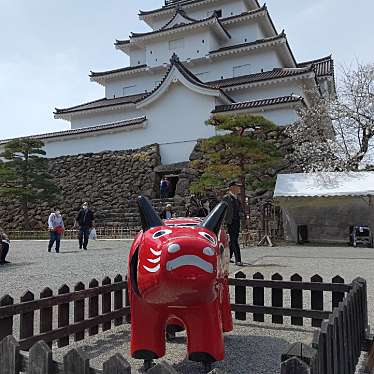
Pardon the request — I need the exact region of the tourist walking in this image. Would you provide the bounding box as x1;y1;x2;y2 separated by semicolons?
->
223;181;244;266
160;203;174;220
0;230;10;265
160;177;169;199
48;208;65;253
75;202;95;250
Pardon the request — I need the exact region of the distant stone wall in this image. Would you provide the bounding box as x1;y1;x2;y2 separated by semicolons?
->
0;144;161;231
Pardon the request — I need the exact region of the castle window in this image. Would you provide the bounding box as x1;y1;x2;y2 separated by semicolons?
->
123;85;136;96
169;38;185;50
150;51;153;54
233;64;251;77
202;40;205;44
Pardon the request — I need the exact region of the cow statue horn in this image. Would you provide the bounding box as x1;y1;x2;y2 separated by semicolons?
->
137;196;163;232
198;201;228;235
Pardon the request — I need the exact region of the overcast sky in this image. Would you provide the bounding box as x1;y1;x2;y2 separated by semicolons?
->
0;0;373;139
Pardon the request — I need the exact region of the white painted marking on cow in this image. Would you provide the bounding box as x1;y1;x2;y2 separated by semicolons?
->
143;264;161;273
166;255;213;273
168;243;181;253
150;248;162;256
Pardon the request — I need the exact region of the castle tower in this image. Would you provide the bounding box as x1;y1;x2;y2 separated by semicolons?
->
49;0;334;163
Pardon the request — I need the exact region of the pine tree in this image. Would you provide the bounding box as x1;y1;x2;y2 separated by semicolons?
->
190;114;281;200
0;138;60;229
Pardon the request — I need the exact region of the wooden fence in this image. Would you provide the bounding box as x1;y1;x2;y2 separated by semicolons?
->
0;336;223;374
0;272;359;353
281;277;371;374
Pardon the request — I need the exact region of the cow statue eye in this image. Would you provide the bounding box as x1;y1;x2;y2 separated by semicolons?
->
152;229;172;239
198;231;217;245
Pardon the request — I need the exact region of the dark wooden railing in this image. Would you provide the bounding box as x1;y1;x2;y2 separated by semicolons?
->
281;277;370;374
0;272;356;353
0;275;130;351
0;336;214;374
229;272;351;328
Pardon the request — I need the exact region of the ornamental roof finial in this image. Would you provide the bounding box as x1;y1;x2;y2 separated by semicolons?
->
170;53;180;64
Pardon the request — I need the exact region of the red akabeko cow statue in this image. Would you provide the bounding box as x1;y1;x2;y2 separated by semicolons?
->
128;196;233;371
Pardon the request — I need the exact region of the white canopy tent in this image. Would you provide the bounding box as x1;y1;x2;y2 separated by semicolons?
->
274;172;374;244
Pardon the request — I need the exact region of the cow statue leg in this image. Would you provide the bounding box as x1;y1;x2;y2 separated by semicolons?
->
131;298;166;366
180;300;224;371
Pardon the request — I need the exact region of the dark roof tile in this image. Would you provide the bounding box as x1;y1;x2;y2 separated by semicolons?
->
0;117;147;145
212;96;304;113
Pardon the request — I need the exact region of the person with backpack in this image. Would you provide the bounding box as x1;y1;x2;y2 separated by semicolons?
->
47;207;65;253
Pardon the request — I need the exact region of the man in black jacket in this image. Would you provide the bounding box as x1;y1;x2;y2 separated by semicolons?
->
223;181;244;266
75;202;94;250
0;231;10;265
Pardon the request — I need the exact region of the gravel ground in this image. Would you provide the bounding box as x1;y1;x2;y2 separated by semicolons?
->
1;240;374;373
53;322;314;374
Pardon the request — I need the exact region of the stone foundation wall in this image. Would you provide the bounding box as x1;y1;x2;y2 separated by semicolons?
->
0;145;161;231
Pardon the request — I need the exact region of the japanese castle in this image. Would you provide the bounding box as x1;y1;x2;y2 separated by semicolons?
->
16;0;338;164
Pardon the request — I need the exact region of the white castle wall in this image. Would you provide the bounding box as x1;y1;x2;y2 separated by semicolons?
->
105;49;284;99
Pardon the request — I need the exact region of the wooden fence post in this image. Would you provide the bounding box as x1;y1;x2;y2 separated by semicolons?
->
0;336;20;374
58;284;70;348
290;274;303;326
20;291;35;342
234;271;246;321
331;276;344;309
318;321;328;374
102;277;112;331
28;340;53;374
311;275;323;328
272;273;283;324
103;353;131;374
125;275;131;323
0;295;14;341
253;272;264;322
114;275;124;326
63;348;90;374
355;277;369;336
39;288;53;348
74;282;85;342
89;279;99;336
280;357;310;374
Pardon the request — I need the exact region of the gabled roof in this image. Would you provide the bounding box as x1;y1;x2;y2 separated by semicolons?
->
55;55;233;119
136;53;234;108
0;117;148;145
212;95;304;114
298;55;334;77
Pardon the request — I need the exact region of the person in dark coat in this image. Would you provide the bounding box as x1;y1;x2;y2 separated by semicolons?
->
0;231;10;265
75;202;95;250
223;181;244;266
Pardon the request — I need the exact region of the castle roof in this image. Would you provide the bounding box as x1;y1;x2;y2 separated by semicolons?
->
139;0;261;18
58;56;327;120
116;12;230;46
56;55;233;119
297;55;334;77
0;117;148;145
212;95;305;114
